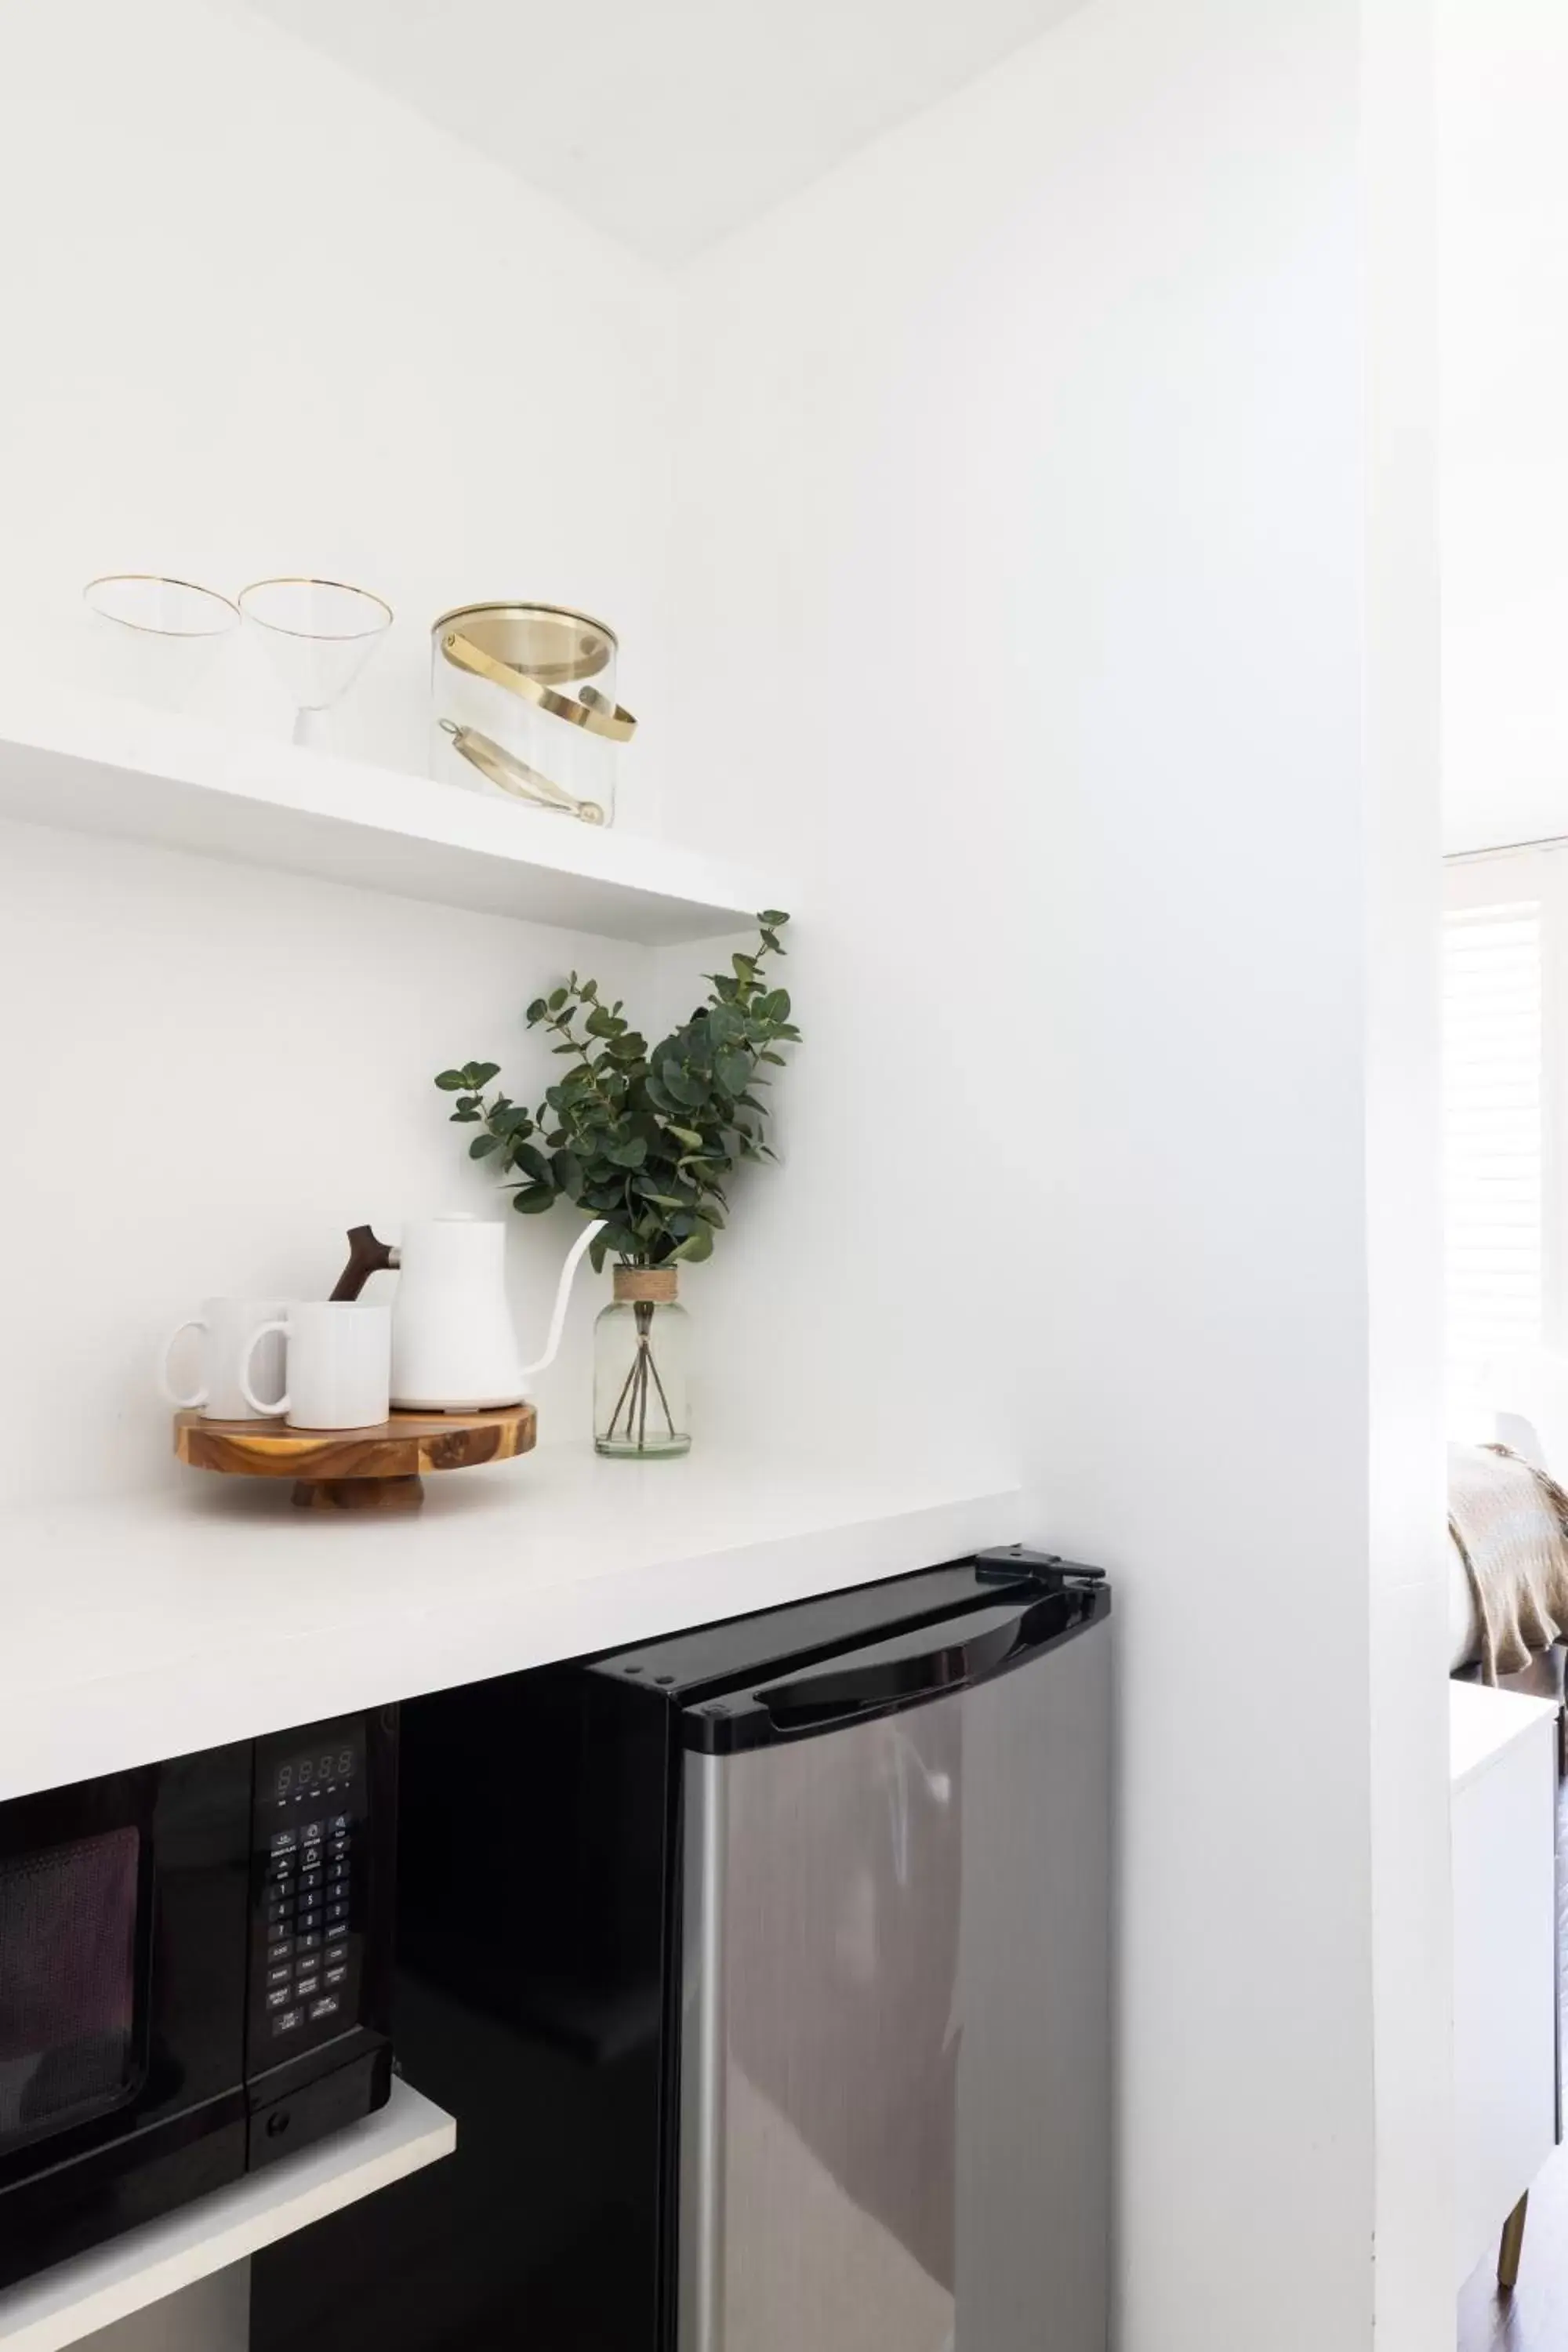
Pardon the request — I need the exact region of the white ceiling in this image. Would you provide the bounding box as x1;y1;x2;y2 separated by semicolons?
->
240;0;1089;263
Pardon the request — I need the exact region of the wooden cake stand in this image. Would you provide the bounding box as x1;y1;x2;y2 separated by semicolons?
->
173;1404;536;1512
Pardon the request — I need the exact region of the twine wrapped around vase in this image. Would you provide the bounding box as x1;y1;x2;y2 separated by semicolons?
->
613;1266;678;1306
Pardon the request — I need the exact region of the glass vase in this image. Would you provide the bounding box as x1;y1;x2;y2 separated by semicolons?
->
594;1268;691;1458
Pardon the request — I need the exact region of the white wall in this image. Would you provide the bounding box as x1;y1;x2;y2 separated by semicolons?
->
0;815;655;1501
1437;0;1568;853
0;0;679;1501
666;1;1446;2344
1362;5;1453;2343
0;0;673;800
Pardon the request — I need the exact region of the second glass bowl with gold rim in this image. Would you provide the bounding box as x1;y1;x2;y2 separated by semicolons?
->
239;577;393;749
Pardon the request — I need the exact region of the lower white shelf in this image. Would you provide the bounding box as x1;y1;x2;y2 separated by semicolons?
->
0;2082;455;2352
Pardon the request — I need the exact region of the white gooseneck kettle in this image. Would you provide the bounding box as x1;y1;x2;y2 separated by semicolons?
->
332;1212;605;1411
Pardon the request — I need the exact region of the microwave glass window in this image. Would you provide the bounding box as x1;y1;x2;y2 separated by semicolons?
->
0;1828;140;2147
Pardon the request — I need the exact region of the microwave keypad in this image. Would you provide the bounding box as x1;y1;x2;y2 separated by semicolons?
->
248;1716;370;2071
256;1809;358;2049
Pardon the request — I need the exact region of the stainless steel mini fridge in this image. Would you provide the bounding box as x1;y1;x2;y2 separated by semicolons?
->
253;1549;1112;2352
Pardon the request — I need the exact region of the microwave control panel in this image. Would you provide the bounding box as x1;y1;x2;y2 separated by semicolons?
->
248;1716;369;2068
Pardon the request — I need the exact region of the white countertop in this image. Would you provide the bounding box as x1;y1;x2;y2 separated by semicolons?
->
1448;1677;1559;1794
0;1446;1029;1801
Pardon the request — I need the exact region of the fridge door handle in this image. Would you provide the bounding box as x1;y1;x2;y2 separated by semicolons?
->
754;1599;1058;1733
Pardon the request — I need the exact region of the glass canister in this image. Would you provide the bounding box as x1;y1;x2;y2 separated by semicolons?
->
430;602;635;829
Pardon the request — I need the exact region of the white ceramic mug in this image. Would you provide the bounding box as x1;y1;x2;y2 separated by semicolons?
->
240;1301;390;1432
162;1298;289;1422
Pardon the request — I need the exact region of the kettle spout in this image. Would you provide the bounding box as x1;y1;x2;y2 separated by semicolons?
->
517;1219;608;1382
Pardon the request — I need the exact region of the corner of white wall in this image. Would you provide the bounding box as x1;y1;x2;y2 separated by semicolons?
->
1363;2;1453;2343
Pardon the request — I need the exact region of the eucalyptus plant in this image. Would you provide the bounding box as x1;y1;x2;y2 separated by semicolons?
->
434;914;798;1272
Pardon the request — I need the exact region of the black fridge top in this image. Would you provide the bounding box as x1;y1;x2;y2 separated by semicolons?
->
587;1548;1110;1753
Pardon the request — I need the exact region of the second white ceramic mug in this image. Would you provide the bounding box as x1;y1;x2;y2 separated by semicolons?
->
162;1298;289;1422
240;1302;391;1432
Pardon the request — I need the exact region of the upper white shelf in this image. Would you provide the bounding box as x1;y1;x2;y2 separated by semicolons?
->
0;689;777;946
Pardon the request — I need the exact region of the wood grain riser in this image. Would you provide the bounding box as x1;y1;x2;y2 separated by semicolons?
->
173;1405;537;1512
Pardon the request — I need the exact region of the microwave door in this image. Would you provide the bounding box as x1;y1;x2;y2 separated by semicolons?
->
0;1744;255;2288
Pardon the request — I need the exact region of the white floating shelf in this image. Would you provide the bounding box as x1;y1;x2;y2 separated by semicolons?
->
0;690;779;946
0;2082;455;2352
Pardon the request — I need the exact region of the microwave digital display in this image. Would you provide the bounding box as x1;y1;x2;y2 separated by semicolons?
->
271;1740;358;1802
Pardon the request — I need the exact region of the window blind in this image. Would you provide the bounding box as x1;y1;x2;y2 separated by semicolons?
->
1443;898;1544;1402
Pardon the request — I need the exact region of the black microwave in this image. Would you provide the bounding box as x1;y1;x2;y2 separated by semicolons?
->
0;1708;397;2292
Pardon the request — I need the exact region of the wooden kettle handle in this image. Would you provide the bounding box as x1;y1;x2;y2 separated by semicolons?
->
330;1225;396;1302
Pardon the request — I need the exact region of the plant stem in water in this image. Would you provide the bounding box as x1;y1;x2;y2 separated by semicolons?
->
645;1341;677;1439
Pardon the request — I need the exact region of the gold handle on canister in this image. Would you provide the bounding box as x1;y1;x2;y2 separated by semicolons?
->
439;719;607;825
440;629;637;742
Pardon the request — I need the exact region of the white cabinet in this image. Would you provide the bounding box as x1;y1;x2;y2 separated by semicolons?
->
1451;1682;1559;2286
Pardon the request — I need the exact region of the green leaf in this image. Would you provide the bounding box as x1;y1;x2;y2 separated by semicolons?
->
662;1064;708;1109
526;997;547;1023
464;1061;501;1087
550;1149;583;1195
716;1050;751;1096
469;1133;503;1159
666;1125;705;1149
434;1069;469;1091
450;1107;482;1123
758;910;789;929
671;1224;715;1265
511;1183;555;1214
585;1004;617;1037
512;1142;553;1185
606;1137;648;1170
547;987;568;1013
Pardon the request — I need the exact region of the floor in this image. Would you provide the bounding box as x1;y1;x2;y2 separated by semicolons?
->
1457;1764;1568;2350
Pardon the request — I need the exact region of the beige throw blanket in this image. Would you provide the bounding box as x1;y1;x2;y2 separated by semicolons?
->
1449;1441;1568;1680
